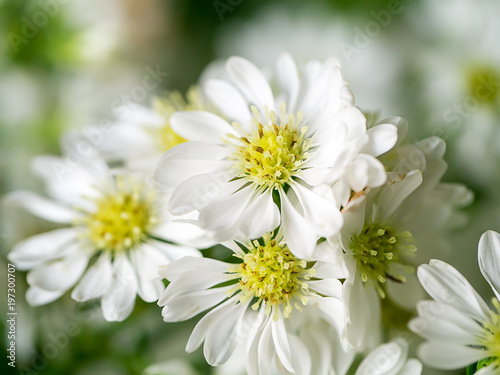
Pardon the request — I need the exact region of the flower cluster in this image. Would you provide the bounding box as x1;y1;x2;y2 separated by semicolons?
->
7;54;483;374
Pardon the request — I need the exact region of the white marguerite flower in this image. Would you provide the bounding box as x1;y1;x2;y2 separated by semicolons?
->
153;54;398;258
7;155;207;321
355;339;422;375
315;126;471;349
157;231;348;375
409;230;500;373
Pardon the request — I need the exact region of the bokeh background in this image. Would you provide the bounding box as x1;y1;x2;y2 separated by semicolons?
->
1;0;499;374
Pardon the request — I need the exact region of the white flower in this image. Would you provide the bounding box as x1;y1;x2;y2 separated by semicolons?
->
355;339;422;375
153;54;397;258
65;86;215;172
409;230;500;372
157;232;348;374
315;129;471;349
7;155;206;321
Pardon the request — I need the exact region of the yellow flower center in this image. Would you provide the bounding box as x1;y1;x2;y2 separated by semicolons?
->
466;65;499;106
151;86;211;152
350;222;416;298
227;234;315;320
227;111;311;189
477;298;500;370
75;177;157;253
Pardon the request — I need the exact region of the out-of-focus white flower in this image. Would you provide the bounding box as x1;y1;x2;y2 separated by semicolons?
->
153;54;397;258
406;0;500;187
78;86;216;172
409;230;500;373
157;231;348;374
7;155;207;321
355;339;422;375
143;359;199;375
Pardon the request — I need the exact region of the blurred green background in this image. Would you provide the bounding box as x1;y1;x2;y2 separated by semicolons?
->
1;0;499;374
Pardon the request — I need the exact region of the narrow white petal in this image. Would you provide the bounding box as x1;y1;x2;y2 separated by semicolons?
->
71;252;113;302
239;190;280;239
279;189;318;259
26;286;65;306
5;191;79;223
361;124;398;157
417;260;490;321
397;359;422;375
226;57;275;112
131;245;170;303
478;230;500;300
150;240;202;263
8;228;77;270
101;254;137;322
170;111;237;143
204;79;252;124
290;182;343;237
345;155;387;192
26;244;89;292
271;318;294;373
276;53;299;112
377;170;422;219
355;341;405;375
418;342;485;370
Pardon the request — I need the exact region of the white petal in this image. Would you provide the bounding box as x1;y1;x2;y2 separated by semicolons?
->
361;124;398;157
71;252;113;302
257;317;275;375
288;334;312;375
355;341;406;375
418;342;485;370
409;314;477;346
170;111;237;143
226;57;275;112
26;286;65;306
397;359;422;375
198;185;254;237
130;245;169;302
271;318;294;373
203;301;247;366
26;244;89;292
167;172;237;215
377;170;423;219
345;154;387;192
478;230;500;300
8;228;78;270
276;53;299;112
161;286;232;322
417;260;490;321
153;155;231;191
239;189;280;239
290;182;343;237
150;240;202;263
279;189;318;259
5;191;79;223
101;254;137;322
309;279;343;299
204;79;251;124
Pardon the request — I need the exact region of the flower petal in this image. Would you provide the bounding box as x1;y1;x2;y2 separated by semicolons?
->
239;189;280;239
361;124;398;157
71;252;113;302
279;189;318;259
204;79;252;125
8;228;78;270
26;286;65;306
226;57;275;112
478;230;500;300
170;111;237;143
418;342;485;370
5;191;79;223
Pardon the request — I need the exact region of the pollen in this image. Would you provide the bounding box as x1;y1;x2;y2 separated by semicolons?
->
350;222;416;298
75;176;157;253
227;233;315;320
227;109;312;189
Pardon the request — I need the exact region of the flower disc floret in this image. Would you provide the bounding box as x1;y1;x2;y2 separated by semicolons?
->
76;177;157;253
350;222;416;298
228;234;315;319
227;111;311;189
